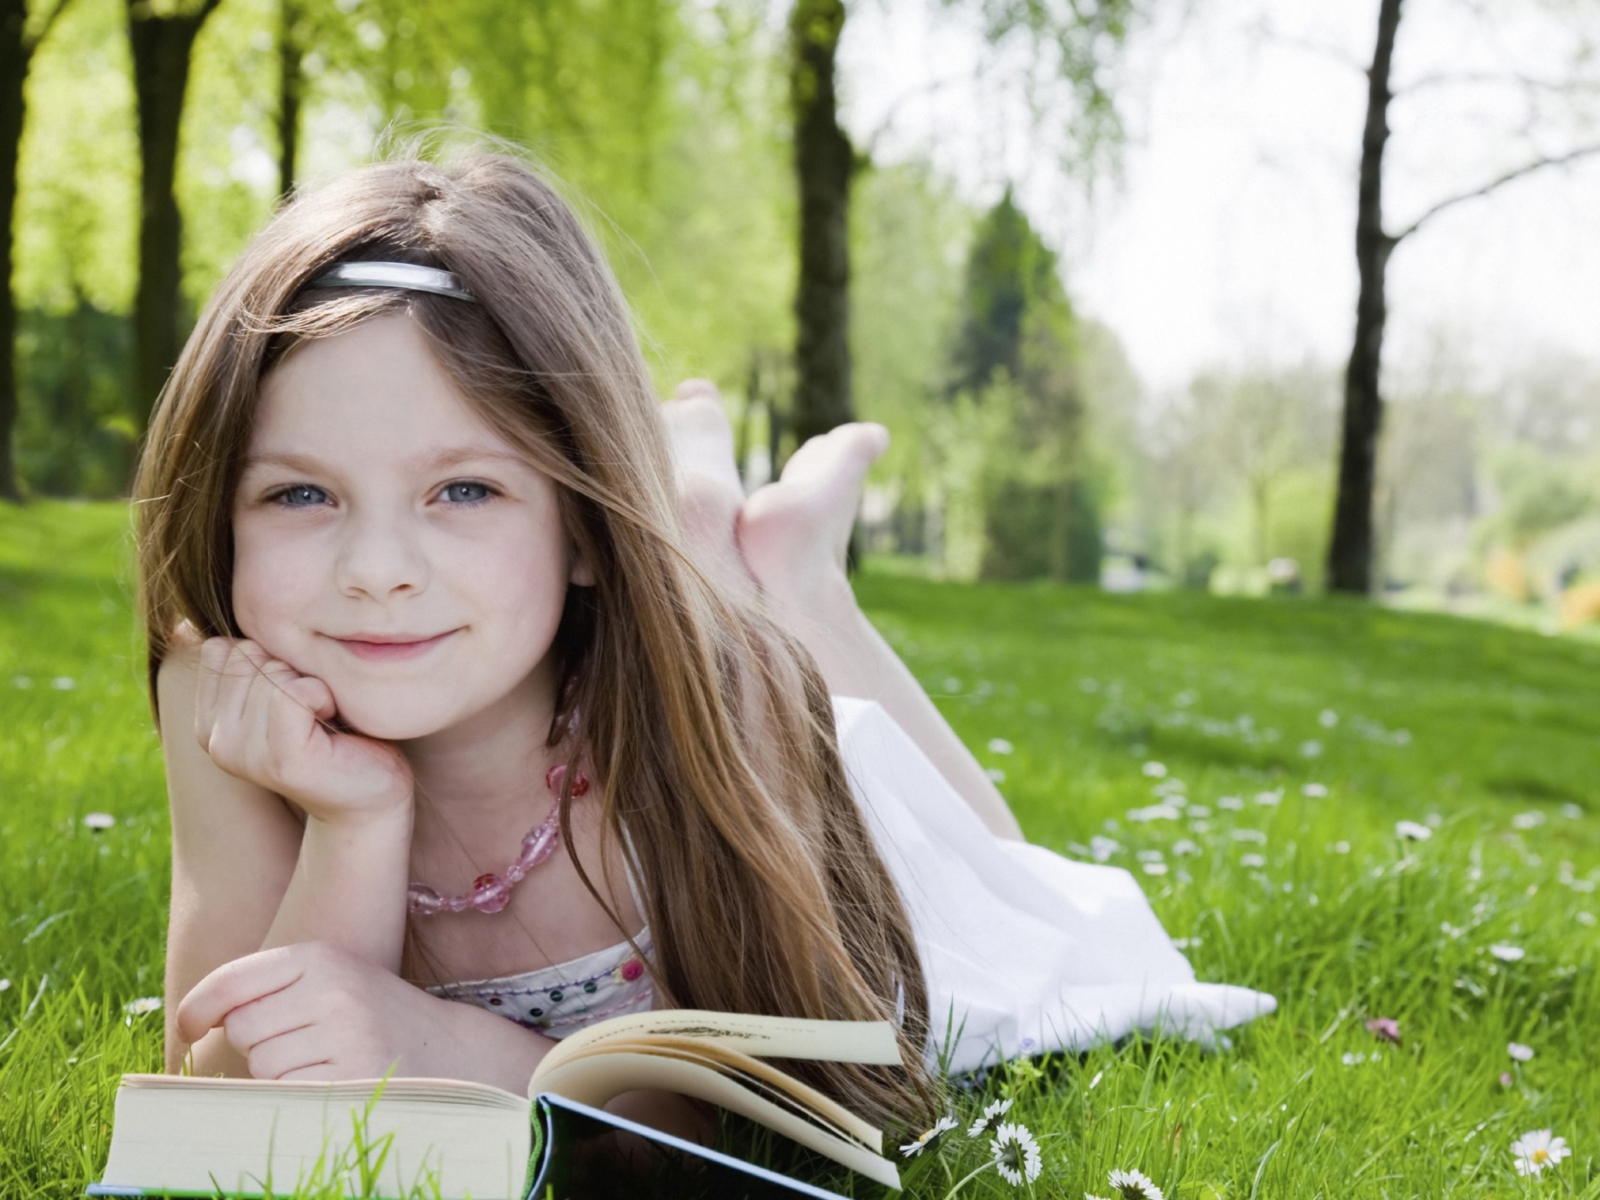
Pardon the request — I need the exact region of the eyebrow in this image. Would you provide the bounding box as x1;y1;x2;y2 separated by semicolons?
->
243;446;531;473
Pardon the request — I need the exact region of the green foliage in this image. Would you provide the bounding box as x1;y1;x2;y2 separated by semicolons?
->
14;305;135;498
1490;445;1597;550
852;161;973;494
4;506;1600;1196
938;192;1100;583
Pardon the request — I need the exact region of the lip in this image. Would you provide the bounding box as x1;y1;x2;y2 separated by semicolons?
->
329;629;460;662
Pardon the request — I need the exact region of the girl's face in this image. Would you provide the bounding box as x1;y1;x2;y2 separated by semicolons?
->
232;312;587;741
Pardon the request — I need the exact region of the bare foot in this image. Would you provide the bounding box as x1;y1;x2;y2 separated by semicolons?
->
738;422;889;610
660;381;756;600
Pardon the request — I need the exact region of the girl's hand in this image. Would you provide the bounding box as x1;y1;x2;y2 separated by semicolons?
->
196;638;413;825
176;942;446;1081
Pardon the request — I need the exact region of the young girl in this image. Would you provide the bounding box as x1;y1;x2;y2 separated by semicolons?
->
139;152;1272;1137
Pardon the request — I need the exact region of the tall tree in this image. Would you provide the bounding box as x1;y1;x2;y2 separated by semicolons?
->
788;0;851;447
276;0;302;202
786;0;1138;449
947;192;1097;583
126;0;223;435
1327;0;1600;594
0;0;70;501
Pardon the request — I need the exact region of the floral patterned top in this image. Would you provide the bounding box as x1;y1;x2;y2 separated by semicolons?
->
427;928;654;1038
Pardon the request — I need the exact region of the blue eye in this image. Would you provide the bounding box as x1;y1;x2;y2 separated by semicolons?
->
441;481;493;504
276;484;329;508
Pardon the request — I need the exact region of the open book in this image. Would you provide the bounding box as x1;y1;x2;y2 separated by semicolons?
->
87;1009;905;1199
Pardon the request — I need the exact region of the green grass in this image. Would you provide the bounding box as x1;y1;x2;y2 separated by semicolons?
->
3;502;1599;1197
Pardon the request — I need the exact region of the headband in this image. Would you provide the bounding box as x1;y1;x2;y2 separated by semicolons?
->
304;261;477;302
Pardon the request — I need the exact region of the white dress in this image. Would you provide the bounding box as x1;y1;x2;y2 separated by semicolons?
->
432;697;1276;1075
832;696;1277;1076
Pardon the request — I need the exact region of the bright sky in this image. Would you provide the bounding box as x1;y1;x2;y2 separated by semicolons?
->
842;0;1600;391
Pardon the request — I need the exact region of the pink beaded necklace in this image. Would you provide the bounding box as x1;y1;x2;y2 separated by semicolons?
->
407;763;590;916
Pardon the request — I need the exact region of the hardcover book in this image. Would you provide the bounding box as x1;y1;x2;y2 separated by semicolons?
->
86;1010;905;1199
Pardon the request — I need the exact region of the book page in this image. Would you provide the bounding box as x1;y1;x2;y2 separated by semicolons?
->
533;1051;901;1191
543;1035;881;1150
532;1009;901;1087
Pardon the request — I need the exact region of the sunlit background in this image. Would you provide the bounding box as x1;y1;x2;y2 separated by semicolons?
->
8;0;1600;628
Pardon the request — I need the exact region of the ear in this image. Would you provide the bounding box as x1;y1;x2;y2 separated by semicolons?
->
568;549;597;588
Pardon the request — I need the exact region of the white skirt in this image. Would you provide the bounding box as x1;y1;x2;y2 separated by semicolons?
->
833;697;1277;1076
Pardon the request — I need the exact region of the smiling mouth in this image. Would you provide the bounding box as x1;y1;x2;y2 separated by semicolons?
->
330;630;460;661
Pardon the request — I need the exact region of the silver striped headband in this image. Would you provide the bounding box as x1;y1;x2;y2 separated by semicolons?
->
304;261;477;302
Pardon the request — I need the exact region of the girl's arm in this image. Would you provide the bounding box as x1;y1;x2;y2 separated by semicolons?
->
159;638;413;1074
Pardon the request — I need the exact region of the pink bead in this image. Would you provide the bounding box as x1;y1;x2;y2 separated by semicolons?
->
472;876;513;914
620;958;644;982
407;885;444;916
520;824;558;868
545;763;590;798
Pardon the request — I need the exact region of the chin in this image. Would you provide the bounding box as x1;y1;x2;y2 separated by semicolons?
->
330;686;470;742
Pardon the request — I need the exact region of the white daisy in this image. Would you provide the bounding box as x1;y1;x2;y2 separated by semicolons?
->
1511;811;1545;831
1142;761;1168;779
1510;1129;1570;1176
1302;783;1329;798
1218;796;1245;811
123;997;162;1016
989;1121;1043;1185
1489;944;1526;962
987;738;1014;755
966;1096;1013;1137
1090;836;1121;862
899;1114;956;1158
1394;820;1432;841
82;812;116;831
1240;853;1267;869
1507;1042;1534;1063
1108;1167;1165;1200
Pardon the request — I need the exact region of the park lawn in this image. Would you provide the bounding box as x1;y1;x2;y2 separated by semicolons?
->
1;501;1598;1198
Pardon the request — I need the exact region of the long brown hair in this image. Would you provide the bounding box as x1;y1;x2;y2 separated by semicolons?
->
134;152;937;1127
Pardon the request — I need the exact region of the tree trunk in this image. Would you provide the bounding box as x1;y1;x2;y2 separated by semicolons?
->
1327;0;1402;595
277;0;300;203
0;0;32;502
788;0;854;447
127;0;218;436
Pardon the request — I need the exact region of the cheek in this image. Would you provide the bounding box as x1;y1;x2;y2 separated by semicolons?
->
453;530;573;656
230;523;326;653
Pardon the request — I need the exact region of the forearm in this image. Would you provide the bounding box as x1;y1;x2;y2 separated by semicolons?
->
772;577;1025;841
261;807;413;971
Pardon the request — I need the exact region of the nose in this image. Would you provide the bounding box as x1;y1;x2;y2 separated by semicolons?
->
334;507;431;600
